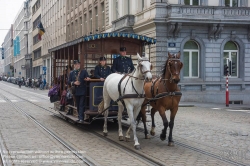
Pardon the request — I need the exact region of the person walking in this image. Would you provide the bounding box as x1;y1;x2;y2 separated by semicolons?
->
43;78;47;90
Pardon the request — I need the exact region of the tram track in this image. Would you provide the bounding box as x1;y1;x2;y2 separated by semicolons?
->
0;152;5;166
0;92;95;166
0;85;161;166
0;83;248;166
0;84;162;166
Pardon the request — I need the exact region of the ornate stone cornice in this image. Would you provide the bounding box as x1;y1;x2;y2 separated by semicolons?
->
207;24;223;40
208;24;217;40
214;24;223;40
174;23;182;38
167;23;175;38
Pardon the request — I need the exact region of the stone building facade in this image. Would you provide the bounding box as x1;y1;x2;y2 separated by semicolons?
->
108;0;250;104
2;25;14;77
66;0;106;42
32;0;43;79
13;2;29;78
41;0;67;85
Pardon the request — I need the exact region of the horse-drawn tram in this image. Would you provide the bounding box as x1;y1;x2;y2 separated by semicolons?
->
48;32;156;125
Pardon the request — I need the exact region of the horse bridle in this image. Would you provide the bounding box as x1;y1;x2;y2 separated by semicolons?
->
162;58;181;83
138;59;152;75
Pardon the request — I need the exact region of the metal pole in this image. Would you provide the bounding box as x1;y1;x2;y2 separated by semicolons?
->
226;72;229;107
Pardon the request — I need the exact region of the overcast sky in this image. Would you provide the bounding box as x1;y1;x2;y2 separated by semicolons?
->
0;0;24;45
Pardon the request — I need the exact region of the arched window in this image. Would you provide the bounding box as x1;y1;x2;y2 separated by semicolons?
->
184;0;200;5
223;41;238;77
183;41;199;78
225;0;238;7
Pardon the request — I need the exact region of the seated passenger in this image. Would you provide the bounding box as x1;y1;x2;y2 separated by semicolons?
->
94;57;111;81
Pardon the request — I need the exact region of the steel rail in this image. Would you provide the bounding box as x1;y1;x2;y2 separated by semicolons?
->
0;85;164;166
0;150;6;166
0;84;248;166
122;123;248;166
0;93;95;166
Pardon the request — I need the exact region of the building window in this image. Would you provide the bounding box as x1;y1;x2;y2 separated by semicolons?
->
33;15;41;30
84;14;87;35
184;0;200;5
79;17;82;37
101;3;105;29
33;48;41;60
183;41;199;78
223;41;238;77
33;34;40;45
32;0;41;14
225;0;238;7
89;10;92;34
115;0;119;19
141;0;144;11
127;0;130;14
95;7;98;32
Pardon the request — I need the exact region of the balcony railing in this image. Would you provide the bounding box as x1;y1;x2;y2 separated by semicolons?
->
112;15;135;32
166;5;250;24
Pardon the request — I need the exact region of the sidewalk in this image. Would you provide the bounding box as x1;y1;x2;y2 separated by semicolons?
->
179;101;250;110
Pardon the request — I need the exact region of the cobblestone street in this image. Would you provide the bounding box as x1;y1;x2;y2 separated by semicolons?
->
0;81;250;166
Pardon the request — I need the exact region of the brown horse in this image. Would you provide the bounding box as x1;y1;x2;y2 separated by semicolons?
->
140;52;183;146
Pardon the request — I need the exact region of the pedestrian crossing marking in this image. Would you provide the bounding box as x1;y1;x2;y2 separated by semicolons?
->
226;109;250;112
10;100;18;102
29;99;38;102
0;100;6;103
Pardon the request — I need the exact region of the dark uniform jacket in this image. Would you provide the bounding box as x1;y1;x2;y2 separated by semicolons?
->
68;69;89;96
111;56;135;73
94;65;111;79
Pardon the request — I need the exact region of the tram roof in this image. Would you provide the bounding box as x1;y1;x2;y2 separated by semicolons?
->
49;32;157;53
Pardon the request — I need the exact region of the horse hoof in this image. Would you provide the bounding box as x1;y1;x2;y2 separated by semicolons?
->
150;131;155;136
160;134;166;141
125;137;130;142
119;136;124;141
103;132;108;136
168;142;175;146
145;134;150;139
134;145;141;150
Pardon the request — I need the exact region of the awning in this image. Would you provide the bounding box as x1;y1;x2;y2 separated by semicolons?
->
49;32;157;53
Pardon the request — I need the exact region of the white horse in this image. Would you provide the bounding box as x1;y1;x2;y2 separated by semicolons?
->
102;53;152;150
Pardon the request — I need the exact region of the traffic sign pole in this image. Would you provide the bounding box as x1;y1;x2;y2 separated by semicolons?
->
226;73;229;107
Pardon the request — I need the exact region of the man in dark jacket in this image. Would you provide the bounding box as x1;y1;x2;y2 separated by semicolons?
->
94;57;111;81
68;60;90;123
111;47;135;74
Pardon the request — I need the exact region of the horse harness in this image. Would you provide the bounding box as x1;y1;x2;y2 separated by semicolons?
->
116;58;151;110
146;57;182;106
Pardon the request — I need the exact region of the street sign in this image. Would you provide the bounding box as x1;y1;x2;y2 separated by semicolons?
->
168;43;176;47
42;66;47;71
